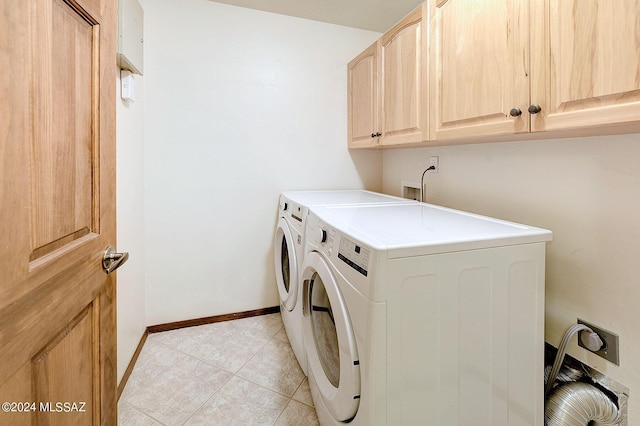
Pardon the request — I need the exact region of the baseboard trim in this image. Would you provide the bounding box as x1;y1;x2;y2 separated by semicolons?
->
117;330;148;401
146;306;280;334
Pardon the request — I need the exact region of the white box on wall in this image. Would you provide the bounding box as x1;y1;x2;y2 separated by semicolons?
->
117;0;144;75
121;70;135;102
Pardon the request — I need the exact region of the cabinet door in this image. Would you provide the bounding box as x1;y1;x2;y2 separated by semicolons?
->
379;4;429;146
430;0;530;141
531;0;640;132
348;42;379;149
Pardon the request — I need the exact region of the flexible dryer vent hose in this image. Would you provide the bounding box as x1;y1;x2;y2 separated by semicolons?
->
545;323;620;425
545;381;620;426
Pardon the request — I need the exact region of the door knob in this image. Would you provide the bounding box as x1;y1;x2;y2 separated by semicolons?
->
509;107;522;117
102;246;129;274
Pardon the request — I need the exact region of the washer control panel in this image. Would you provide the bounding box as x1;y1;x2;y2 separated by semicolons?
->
338;236;369;277
290;203;304;223
309;215;370;277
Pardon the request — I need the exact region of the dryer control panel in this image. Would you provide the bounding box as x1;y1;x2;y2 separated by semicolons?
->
338;237;370;277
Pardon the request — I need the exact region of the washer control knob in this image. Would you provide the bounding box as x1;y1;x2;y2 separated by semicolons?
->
319;229;327;244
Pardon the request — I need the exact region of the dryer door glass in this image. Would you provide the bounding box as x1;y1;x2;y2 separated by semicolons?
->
302;251;360;421
309;272;340;387
280;237;290;293
274;218;298;311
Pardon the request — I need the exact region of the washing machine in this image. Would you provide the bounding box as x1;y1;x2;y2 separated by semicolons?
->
274;190;415;375
301;203;552;425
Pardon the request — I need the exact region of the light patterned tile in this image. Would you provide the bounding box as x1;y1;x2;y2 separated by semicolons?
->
292;378;314;407
237;339;305;397
273;327;290;344
118;400;163;426
121;339;232;425
146;323;208;348
151;321;272;373
121;314;313;425
274;399;320;426
232;313;284;337
184;376;289;426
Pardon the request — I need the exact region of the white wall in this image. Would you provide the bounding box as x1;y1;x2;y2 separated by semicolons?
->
143;0;382;325
382;133;640;423
116;70;146;382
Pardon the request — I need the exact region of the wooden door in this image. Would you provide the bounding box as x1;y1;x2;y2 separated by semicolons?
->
530;0;640;132
0;0;117;424
430;0;530;141
379;3;429;146
348;42;379;149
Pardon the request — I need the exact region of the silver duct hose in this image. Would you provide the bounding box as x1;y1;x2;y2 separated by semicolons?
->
545;324;597;396
545;324;621;425
545;381;620;426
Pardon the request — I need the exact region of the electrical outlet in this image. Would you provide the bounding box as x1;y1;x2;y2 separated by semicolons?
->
577;319;620;365
429;156;439;173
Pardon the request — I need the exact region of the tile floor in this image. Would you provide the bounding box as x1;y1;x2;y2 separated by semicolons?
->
118;313;319;425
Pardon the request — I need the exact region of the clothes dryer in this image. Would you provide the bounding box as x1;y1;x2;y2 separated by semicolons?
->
274;191;415;375
301;203;552;425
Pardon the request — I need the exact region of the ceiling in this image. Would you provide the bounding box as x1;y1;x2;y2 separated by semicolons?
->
207;0;424;32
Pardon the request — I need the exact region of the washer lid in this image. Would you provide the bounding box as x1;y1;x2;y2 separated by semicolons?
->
311;203;552;258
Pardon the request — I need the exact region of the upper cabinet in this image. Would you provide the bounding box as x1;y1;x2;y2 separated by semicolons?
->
379;4;429;146
348;43;379;149
430;0;529;140
430;0;640;143
531;0;640;133
348;3;428;148
349;0;640;149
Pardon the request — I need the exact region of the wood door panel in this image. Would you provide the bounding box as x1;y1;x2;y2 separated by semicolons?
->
348;42;378;148
98;279;117;426
440;0;507;123
0;0;117;422
31;0;98;261
0;0;31;285
552;0;640;107
532;0;640;132
382;21;419;137
0;364;33;426
0;254;105;385
34;306;95;425
350;53;377;140
379;4;428;146
431;0;529;140
72;0;102;25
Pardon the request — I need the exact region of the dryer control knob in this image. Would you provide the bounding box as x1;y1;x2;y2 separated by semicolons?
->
319;229;327;244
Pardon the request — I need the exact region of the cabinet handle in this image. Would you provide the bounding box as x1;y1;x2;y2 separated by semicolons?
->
528;104;542;114
371;132;381;138
509;107;522;117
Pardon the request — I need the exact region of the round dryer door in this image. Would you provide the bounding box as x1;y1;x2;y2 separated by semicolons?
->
274;217;298;311
302;252;360;422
